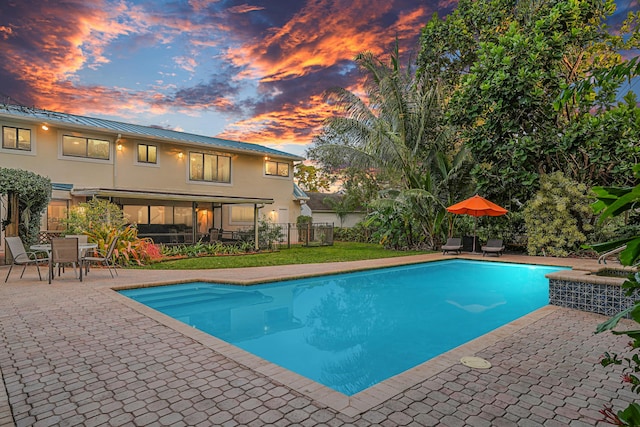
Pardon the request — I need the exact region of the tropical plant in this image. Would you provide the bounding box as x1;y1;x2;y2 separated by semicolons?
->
0;168;51;245
65;198;156;266
522;172;594;257
309;45;471;249
84;224;158;266
592;164;640;426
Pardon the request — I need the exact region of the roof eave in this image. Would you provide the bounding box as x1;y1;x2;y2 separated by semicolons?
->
71;188;274;205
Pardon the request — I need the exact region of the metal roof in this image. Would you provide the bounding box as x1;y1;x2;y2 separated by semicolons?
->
0;103;304;161
293;183;310;200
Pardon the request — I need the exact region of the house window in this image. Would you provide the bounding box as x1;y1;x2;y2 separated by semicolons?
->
150;206;172;224
63;135;110;160
123;205;190;226
189;152;231;183
230;205;254;223
137;144;157;164
265;160;289;177
2;126;31;151
41;200;68;231
123;205;149;224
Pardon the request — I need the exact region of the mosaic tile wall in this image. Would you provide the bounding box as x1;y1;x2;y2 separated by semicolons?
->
549;279;637;317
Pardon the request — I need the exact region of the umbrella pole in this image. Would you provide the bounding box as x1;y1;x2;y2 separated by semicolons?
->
473;217;477;253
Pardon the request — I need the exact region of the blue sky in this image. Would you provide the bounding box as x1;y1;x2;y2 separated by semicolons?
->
0;0;637;158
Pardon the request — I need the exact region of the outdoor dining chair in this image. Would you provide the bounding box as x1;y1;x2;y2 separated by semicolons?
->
4;236;48;282
65;234;88;244
83;237;119;278
49;237;83;283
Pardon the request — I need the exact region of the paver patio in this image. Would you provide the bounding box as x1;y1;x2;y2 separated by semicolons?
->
0;254;634;426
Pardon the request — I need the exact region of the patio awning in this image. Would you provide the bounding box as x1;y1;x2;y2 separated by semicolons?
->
70;187;273;205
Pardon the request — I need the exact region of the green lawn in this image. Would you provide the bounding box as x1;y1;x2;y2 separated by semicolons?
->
143;242;432;270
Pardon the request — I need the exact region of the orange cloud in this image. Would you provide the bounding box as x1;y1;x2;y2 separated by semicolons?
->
226;0;432;83
228;4;266;14
217;92;337;151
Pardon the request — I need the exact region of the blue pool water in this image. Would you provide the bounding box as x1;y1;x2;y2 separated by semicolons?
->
119;260;566;395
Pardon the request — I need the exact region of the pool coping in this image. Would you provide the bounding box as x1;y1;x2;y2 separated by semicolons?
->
103;258;569;417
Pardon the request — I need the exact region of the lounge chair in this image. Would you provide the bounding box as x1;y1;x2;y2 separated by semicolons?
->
4;236;48;282
442;237;463;255
482;239;505;257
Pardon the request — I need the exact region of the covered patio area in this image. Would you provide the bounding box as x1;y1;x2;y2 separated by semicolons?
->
71;188;274;249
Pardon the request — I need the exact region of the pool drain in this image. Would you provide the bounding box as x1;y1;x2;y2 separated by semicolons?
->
460;356;492;369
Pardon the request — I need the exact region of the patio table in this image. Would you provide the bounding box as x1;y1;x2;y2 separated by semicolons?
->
31;243;98;280
31;243;97;256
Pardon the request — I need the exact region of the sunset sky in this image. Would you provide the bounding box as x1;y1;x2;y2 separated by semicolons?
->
0;0;637;157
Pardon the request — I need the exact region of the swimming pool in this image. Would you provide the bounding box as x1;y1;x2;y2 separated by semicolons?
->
119;259;565;395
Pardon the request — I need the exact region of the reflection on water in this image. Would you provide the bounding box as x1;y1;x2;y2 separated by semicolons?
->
446;299;506;313
119;260;565;395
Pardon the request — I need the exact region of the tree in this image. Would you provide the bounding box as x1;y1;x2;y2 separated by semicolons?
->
309;46;472;248
294;164;331;192
418;0;640;208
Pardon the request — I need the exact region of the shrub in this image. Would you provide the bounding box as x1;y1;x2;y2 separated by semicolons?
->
158;240;252;259
0;168;51;245
66;199;153;266
523;172;594;256
333;223;375;243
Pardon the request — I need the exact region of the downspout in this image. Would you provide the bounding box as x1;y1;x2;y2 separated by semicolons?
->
253;204;260;251
192;202;197;243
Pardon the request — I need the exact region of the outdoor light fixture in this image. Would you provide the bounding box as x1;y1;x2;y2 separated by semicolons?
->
41;124;49;131
178;152;184;159
117;143;123;151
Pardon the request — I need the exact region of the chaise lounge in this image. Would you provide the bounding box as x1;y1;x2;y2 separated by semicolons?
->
442;237;463;255
482;239;505;257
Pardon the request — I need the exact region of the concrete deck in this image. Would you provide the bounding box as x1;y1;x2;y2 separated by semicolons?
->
0;253;635;426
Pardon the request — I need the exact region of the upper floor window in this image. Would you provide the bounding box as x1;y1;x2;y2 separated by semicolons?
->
189;152;231;183
137;143;157;164
265;160;290;177
2;126;31;151
62;135;110;160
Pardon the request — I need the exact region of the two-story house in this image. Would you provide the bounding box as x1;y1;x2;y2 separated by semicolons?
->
0;103;306;248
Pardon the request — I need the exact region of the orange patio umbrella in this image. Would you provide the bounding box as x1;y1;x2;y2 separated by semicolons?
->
446;195;508;252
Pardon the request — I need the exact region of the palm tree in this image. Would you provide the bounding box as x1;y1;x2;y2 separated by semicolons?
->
309;46;471;248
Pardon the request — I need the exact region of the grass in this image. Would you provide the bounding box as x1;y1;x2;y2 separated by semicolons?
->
143;241;432;270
